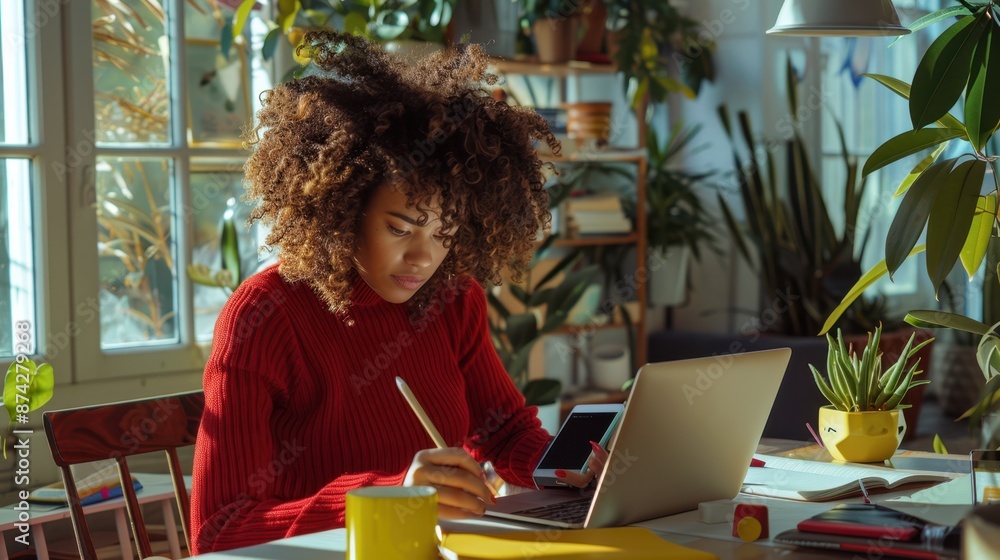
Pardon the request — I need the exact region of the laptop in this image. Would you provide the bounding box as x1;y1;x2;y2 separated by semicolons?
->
485;347;792;528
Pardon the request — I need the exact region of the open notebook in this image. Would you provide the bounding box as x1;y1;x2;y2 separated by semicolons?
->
741;455;953;501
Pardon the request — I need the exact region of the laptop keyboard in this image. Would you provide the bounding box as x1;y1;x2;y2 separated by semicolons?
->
512;497;592;524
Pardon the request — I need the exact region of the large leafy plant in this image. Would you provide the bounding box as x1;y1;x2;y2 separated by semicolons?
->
811;325;933;412
604;0;715;109
821;1;1000;423
717;58;888;337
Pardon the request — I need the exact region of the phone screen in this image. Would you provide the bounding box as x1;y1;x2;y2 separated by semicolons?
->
538;411;620;470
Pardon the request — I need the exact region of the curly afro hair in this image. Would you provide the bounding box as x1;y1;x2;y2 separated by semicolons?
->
244;30;559;313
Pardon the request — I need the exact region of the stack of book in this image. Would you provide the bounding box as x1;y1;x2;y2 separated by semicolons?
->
565;193;631;236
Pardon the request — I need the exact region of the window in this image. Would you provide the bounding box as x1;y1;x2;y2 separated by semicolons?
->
817;0;948;310
0;0;275;380
1;1;38;359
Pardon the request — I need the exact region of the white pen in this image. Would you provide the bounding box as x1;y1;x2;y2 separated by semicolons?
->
395;376;500;498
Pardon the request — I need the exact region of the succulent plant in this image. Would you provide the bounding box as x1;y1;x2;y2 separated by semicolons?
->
811;325;934;412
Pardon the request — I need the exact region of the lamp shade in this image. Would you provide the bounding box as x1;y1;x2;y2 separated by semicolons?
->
767;0;911;36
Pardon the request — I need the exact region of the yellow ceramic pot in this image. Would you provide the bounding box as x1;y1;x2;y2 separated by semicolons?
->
817;406;906;463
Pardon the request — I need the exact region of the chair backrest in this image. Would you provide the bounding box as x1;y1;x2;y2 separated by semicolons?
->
43;391;204;560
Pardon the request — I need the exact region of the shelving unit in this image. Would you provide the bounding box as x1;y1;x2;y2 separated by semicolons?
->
490;59;649;395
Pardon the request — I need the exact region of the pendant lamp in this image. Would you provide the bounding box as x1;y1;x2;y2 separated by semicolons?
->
767;0;911;36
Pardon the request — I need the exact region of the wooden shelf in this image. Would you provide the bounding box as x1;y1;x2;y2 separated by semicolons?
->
551;233;638;247
559;390;630;419
538;147;646;164
549;319;638;336
493;61;649;370
489;57;618;77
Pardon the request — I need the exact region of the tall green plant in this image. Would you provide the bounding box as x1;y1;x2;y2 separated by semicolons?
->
717;58;886;337
821;1;1000;423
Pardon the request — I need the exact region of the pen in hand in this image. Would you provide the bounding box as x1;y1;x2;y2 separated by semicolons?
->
395;376;500;499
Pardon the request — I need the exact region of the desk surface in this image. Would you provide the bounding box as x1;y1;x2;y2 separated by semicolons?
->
194;442;973;559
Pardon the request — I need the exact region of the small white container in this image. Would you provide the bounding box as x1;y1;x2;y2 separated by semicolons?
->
590;344;631;392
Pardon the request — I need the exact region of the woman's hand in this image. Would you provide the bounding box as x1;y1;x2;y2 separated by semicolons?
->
555;441;609;488
404;447;496;519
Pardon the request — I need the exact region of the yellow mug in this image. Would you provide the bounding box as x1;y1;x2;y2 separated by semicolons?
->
345;486;438;560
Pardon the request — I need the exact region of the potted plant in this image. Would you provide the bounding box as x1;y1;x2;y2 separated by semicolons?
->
603;0;715;109
644;122;720;306
820;1;1000;434
717;58;892;338
515;0;583;64
811;325;933;462
231;0;456;66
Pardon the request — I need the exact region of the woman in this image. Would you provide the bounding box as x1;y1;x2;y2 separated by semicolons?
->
190;31;598;554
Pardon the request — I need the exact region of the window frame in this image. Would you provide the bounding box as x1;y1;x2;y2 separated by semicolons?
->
65;0;258;382
0;0;74;385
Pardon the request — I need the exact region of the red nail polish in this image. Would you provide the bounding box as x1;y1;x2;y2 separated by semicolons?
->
554;469;566;477
590;441;603;453
491;495;497;504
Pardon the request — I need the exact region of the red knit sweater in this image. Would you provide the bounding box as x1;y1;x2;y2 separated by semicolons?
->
190;265;552;554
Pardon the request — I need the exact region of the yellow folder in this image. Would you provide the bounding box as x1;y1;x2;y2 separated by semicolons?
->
440;527;719;559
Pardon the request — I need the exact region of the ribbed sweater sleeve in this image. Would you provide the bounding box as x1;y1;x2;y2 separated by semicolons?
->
453;282;552;488
190;284;406;554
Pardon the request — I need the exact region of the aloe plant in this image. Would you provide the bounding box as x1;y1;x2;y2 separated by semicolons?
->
811;325;934;413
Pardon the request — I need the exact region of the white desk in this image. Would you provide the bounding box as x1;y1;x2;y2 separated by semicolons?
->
0;473;191;560
192;445;975;560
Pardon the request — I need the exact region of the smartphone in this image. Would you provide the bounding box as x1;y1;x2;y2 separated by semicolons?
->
532;403;624;488
971;449;1000;505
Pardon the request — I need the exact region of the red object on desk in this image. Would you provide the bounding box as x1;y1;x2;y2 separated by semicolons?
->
750;458;766;468
732;504;769;542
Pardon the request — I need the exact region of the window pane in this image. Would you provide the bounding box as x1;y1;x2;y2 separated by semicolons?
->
190;167;272;342
92;0;171;144
0;159;35;357
0;0;30;144
97;157;178;347
185;0;232;41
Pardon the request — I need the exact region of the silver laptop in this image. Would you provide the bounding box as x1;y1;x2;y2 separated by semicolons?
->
486;348;791;528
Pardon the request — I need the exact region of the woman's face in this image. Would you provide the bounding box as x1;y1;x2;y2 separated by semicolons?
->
353;183;452;304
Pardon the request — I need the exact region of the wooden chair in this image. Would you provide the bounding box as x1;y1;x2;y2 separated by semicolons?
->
43;391;204;560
